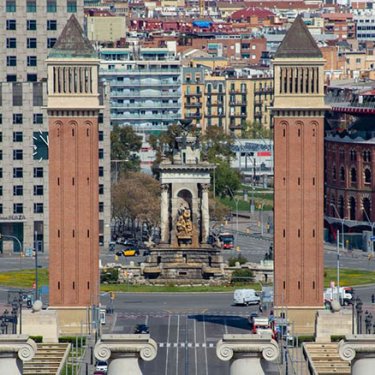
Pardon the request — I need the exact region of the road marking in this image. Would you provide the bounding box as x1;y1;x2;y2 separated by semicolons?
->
160;343;164;348
224;317;228;334
209;343;214;348
194;319;198;375
181;342;185;348
195;343;199;348
188;343;192;348
145;315;149;326
164;315;171;375
176;314;180;375
203;315;208;375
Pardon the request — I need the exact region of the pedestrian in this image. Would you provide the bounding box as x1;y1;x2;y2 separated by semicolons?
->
259;303;263;313
371;294;375;304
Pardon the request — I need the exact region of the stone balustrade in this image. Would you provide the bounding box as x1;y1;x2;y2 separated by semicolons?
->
338;335;375;375
94;334;157;375
216;334;279;375
0;335;37;375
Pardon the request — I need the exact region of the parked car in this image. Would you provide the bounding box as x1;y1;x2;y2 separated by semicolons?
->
115;246;140;257
134;324;150;334
95;360;108;373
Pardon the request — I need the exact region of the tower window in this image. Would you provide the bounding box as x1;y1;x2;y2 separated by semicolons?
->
72;230;75;237
313;229;315;237
72;177;75;185
87;282;90;289
298;281;301;289
58;229;60;237
283;128;286;137
313;177;315;185
298;128;301;137
313;281;315;289
298;229;300;237
72;128;75;136
298;177;300;185
283;281;286;289
87;230;90;238
72;281;75;290
58;282;60;290
283;229;286;237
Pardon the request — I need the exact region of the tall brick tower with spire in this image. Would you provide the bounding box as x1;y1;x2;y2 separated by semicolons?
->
46;15;100;319
272;16;327;333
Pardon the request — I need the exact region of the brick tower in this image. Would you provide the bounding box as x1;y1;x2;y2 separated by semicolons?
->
47;15;100;311
272;16;327;333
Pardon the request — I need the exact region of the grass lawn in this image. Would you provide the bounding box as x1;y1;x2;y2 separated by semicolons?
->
0;268;374;291
219;196;273;212
324;267;375;288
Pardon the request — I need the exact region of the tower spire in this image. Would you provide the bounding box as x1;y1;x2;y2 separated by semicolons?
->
275;15;322;59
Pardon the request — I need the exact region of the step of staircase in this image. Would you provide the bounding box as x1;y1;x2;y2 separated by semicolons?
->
303;342;351;375
23;343;71;375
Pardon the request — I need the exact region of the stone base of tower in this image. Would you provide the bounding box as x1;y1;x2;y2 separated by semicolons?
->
274;306;323;336
48;306;95;336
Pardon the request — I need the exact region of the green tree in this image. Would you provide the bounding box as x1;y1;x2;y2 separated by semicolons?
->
241;121;272;139
111;125;142;177
214;161;241;198
200;126;235;163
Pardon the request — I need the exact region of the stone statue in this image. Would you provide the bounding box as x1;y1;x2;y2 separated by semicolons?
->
176;204;193;239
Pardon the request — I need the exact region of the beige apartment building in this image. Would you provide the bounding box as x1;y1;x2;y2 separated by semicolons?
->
0;0;111;253
182;67;273;135
86;15;127;44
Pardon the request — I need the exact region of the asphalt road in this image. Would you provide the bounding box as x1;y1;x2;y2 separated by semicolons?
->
103;293;279;375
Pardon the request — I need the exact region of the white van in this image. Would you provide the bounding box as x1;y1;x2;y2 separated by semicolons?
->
233;289;260;305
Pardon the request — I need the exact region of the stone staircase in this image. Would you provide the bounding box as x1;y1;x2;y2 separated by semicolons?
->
303;342;351;375
23;343;71;375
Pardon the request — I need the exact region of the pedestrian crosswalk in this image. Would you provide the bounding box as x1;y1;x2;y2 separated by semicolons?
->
158;342;216;348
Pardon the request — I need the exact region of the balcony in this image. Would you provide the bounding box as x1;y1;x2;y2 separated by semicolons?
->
185;102;201;108
112;91;180;98
185;92;202;97
230;113;247;119
100;67;181;75
111;113;180;120
111;102;181;109
254;112;262;118
186;112;201;119
254;87;273;95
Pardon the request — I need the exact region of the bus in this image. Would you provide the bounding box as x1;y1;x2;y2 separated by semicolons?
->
219;233;234;249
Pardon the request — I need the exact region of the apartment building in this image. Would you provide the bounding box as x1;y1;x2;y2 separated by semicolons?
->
0;0;111;253
182;67;273;134
99;45;182;132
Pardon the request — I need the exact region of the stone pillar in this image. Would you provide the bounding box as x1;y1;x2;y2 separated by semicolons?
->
0;335;37;375
160;184;169;243
338;335;375;375
216;334;279;375
201;183;210;243
94;334;157;375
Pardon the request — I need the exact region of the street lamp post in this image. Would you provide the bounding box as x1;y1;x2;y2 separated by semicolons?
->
34;231;39;301
330;203;345;252
362;209;375;255
227;186;239;247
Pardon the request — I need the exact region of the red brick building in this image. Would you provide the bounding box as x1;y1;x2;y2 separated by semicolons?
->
272;16;326;333
47;16;100;308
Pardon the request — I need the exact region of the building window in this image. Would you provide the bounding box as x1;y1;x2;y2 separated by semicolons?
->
27;38;37;49
13;150;23;160
13;185;23;196
0;186;2;195
47;1;57;12
99;149;104;159
27;20;37;30
6;1;16;12
7;38;16;48
332;166;336;180
27;56;37;67
7;56;17;67
363;150;371;162
351;168;357;183
67;0;77;12
0;204;2;214
99;131;104;141
13;132;23;142
340;166;345;181
33;114;43;124
98;113;103;123
6;20;16;30
364;168;372;184
7;75;16;82
34;203;44;213
33;167;43;178
27;74;37;82
99;184;104;194
99;166;104;177
33;185;44;195
0;150;2;160
13;114;23;124
13;203;23;214
47;20;57;30
99;202;104;212
27;1;37;12
350;149;357;161
47;38;57;48
13;168;23;178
